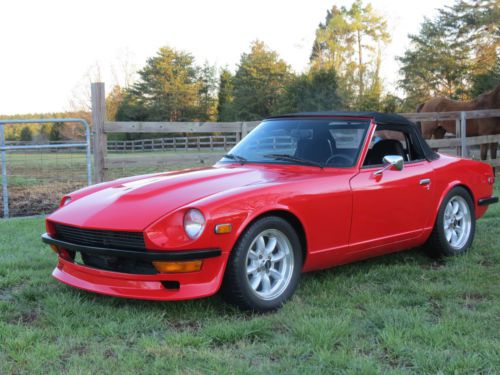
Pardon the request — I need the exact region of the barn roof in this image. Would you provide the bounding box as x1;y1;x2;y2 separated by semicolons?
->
267;111;416;127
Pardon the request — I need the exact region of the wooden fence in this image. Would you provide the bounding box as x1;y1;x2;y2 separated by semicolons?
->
91;82;500;183
107;135;238;152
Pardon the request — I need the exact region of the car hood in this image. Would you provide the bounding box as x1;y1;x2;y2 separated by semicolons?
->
48;165;290;231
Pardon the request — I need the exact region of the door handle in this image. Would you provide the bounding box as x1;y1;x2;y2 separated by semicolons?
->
420;178;431;185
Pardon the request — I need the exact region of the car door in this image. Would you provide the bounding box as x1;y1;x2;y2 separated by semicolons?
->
348;126;434;255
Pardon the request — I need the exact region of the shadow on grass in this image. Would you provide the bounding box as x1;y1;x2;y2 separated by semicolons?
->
56;245;441;319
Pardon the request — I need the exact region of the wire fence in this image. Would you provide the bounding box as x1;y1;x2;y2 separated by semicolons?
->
0;119;91;218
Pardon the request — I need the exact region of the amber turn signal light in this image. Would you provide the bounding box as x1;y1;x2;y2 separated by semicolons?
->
50;245;59;253
215;223;232;234
153;260;202;273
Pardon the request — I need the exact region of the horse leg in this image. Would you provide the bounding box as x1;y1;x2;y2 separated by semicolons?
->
490;142;498;160
480;144;488;160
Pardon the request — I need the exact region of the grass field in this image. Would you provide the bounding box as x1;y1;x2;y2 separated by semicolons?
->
0;185;498;374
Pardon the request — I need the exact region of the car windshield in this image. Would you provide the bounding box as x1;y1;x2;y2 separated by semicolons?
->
221;118;370;167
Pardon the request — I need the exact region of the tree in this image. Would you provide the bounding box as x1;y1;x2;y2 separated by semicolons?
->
19;126;32;142
398;0;499;106
440;0;499;79
106;85;124;121
197;62;218;121
232;41;293;120
274;68;343;113
38;124;50;141
216;68;235;121
469;58;500;97
398;19;472;107
119;47;202;122
49;123;64;141
310;1;390;108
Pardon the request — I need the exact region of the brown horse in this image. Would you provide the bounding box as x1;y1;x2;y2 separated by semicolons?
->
417;85;500;160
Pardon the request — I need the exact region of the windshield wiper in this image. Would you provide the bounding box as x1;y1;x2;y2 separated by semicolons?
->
223;153;248;164
263;154;323;168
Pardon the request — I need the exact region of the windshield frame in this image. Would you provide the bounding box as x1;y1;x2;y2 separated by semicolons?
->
219;117;372;169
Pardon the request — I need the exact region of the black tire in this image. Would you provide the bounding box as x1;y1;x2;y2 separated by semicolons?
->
423;186;476;257
221;216;303;312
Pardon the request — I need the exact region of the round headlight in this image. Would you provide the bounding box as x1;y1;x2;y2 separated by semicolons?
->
184;209;206;239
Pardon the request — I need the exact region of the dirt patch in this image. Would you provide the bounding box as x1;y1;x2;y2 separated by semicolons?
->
428;297;443;320
104;348;116;359
420;260;446;270
462;292;487;301
0;182;83;217
8;310;39;325
168;319;202;332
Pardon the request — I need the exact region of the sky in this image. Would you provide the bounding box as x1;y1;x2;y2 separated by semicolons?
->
0;0;453;115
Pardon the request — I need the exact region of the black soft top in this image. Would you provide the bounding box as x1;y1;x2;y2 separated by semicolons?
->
266;111;438;161
268;111;416;127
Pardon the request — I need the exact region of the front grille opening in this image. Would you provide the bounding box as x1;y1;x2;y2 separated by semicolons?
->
53;224;145;251
81;253;157;275
161;281;180;290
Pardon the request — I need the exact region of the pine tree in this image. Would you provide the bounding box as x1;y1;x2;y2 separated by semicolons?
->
274;68;343;114
232;41;293;120
398;0;499;105
197;62;218;121
19;126;32;142
118;47;202;122
216;69;235;121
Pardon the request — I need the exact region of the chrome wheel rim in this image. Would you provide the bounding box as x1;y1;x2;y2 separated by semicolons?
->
245;229;294;300
444;196;471;250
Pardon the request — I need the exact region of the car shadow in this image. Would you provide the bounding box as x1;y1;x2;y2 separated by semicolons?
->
64;246;445;320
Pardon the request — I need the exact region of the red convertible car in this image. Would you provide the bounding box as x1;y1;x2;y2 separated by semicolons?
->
42;112;497;311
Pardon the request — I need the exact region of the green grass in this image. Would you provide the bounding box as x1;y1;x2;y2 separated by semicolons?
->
0;186;499;374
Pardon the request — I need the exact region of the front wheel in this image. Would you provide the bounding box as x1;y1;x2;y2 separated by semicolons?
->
424;186;476;257
222;216;302;312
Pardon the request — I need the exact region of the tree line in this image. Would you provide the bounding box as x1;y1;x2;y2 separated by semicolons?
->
0;112;90;142
3;0;498;141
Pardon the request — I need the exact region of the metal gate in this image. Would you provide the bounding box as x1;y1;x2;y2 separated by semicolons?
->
0;118;92;218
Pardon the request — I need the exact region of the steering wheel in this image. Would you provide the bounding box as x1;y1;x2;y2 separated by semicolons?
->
324;154;354;166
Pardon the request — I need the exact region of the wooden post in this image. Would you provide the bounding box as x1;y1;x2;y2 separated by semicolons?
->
241;122;248;140
91;82;107;183
460;111;467;157
455;118;461;156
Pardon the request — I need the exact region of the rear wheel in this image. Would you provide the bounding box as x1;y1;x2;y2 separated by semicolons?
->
222;216;302;312
424;186;475;257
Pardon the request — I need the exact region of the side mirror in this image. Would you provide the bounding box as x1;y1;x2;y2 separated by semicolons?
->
374;155;404;175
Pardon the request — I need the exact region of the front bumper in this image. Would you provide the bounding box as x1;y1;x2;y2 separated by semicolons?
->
42;233;229;301
478;196;498;206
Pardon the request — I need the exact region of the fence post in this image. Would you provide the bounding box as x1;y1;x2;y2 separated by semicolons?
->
460;111;467;157
91;82;107;183
241;122;248;139
0;124;9;218
455;118;461;156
